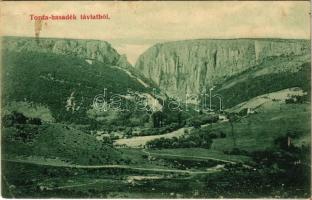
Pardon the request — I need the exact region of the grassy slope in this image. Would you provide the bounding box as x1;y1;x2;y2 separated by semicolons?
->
211;102;310;151
205;53;311;152
2;123;122;165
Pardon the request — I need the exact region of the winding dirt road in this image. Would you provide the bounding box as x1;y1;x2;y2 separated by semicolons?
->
2;158;215;175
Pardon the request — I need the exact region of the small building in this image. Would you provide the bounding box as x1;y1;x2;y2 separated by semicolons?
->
247;108;255;114
218;114;229;122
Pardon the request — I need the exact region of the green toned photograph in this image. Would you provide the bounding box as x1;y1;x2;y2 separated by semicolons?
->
1;1;311;198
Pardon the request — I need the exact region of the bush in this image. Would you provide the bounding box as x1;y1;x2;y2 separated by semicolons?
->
220;132;226;138
27;118;42;125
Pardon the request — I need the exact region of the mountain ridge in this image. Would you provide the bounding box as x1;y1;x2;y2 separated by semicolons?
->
135;38;310;106
2;36;127;67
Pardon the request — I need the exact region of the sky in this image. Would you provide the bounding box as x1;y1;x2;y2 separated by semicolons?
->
1;1;310;64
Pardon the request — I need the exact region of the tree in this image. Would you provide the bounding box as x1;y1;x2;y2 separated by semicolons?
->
12;111;28;124
226;112;240;148
151;111;163;128
125;127;133;138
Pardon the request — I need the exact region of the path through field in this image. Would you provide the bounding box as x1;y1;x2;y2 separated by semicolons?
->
3;158;215;175
114;127;191;148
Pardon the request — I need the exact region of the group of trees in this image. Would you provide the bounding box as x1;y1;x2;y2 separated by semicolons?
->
2;111;42;143
135;123;181;137
145;135;212;149
145;110;242;149
187;114;219;128
285;95;308;104
145;128;226;149
151;109;186;128
2;111;42;127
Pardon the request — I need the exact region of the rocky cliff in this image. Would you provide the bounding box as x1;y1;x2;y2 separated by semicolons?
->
135;39;310;101
2;36;129;66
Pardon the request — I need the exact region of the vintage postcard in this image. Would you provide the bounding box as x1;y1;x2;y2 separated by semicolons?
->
0;1;311;198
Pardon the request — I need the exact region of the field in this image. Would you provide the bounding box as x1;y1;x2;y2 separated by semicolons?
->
114;127;189;147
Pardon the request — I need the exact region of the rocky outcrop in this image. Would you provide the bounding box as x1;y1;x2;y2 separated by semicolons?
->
135;39;310;100
2;36;121;66
116;54;133;69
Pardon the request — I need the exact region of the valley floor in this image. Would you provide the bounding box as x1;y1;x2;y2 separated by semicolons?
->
2;94;310;198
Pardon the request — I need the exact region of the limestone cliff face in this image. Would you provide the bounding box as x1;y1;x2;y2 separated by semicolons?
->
135;39;310;99
3;37;121;66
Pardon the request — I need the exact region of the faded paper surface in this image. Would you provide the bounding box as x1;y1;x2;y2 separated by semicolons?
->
0;1;311;198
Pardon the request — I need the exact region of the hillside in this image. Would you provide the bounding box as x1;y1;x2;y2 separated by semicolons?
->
2;123;122;165
215;55;310;108
1;37;161;126
213;105;310;151
1;36;161;165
